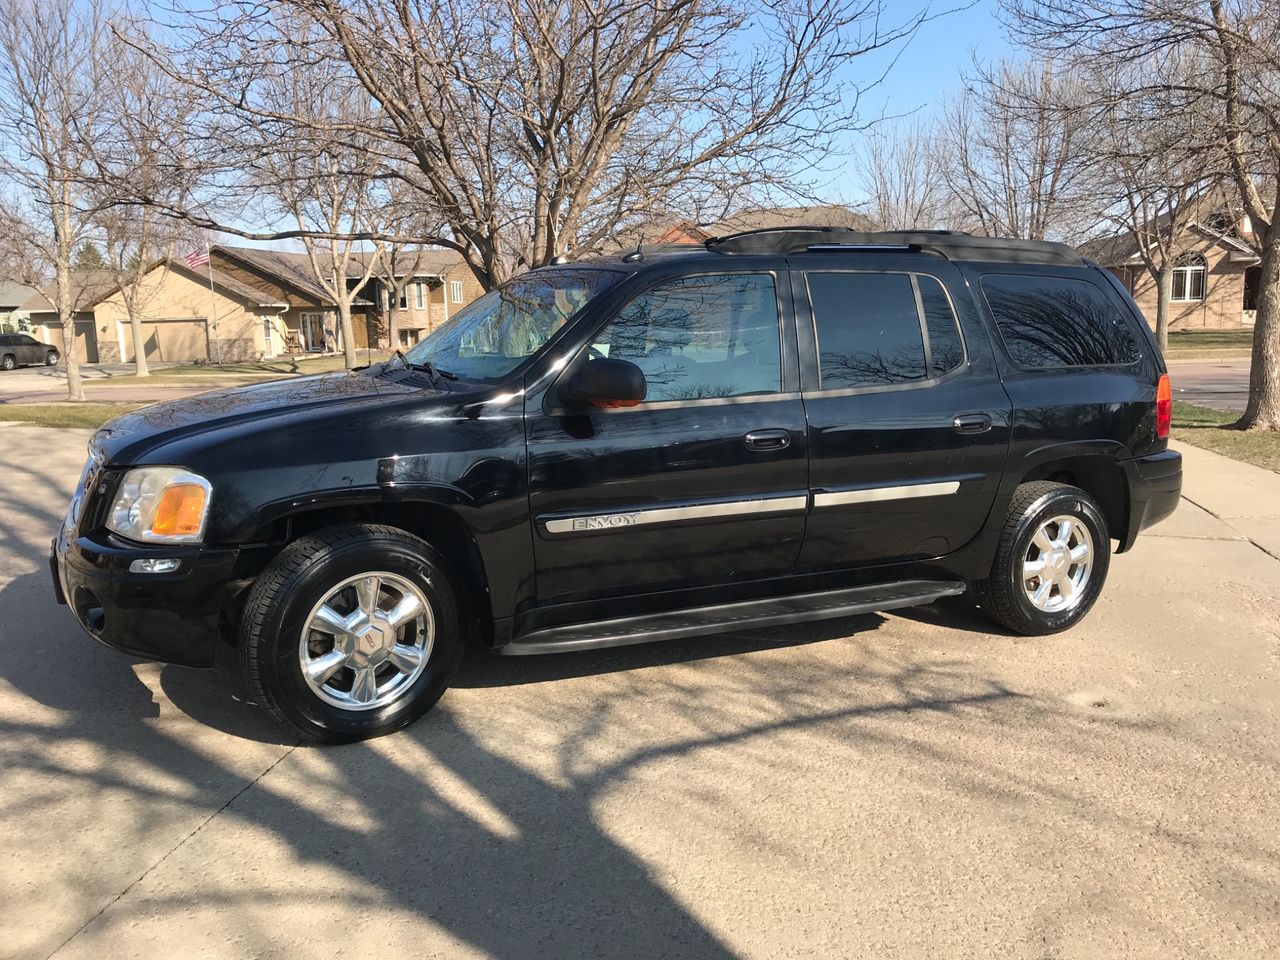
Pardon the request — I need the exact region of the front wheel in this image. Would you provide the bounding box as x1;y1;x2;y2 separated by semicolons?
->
45;350;59;365
0;354;14;371
974;481;1110;636
239;523;463;743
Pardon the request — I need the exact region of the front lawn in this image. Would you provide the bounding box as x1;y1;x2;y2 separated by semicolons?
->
1172;400;1280;473
1164;329;1254;359
93;352;393;385
0;402;144;429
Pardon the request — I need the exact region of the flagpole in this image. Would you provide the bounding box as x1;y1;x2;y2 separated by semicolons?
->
206;242;220;365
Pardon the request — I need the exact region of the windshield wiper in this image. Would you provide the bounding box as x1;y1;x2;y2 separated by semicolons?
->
390;350;459;381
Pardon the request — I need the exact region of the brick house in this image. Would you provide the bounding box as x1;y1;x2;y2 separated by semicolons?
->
1079;217;1262;332
370;250;486;349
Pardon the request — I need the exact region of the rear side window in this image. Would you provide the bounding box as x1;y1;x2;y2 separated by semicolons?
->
807;272;965;390
981;274;1140;368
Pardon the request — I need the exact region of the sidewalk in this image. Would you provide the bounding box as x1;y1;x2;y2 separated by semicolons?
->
1171;438;1280;558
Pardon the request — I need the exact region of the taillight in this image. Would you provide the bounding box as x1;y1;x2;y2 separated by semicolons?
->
1156;373;1172;439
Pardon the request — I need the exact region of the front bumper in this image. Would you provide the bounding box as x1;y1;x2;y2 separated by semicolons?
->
51;525;238;667
1118;448;1183;552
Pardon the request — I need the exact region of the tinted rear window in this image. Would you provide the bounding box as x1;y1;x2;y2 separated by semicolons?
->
981;274;1140;368
808;273;926;388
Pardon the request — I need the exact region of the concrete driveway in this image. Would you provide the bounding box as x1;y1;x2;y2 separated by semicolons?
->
1170;357;1250;413
2;425;1278;959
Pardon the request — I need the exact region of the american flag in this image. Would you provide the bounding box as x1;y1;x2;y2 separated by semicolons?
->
183;247;210;269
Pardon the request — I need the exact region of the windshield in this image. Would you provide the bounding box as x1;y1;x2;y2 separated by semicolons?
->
402;267;624;380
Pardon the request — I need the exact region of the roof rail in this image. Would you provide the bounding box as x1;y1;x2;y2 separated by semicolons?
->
704;226;1085;266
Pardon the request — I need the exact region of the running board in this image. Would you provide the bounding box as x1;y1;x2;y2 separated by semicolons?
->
502;579;966;655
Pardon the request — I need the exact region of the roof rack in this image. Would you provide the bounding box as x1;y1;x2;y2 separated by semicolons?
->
704;226;1084;266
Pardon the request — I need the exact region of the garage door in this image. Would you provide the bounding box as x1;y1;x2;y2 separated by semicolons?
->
134;319;208;362
45;320;98;364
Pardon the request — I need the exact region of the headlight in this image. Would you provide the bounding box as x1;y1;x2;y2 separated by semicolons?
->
106;467;212;544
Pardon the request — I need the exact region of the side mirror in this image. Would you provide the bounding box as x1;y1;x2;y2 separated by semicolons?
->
559;358;647;409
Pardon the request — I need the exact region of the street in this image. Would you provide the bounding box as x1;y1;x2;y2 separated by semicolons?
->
1169;357;1251;413
1;424;1278;959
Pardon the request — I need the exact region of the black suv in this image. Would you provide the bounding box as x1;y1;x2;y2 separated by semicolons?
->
51;229;1182;742
1;332;59;370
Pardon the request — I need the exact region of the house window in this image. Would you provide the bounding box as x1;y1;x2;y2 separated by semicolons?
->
398;288;407;310
1172;254;1207;302
414;282;425;310
451;280;464;304
262;316;273;355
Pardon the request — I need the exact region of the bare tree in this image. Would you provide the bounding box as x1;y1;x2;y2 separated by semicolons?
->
0;0;111;401
90;30;204;376
1081;58;1222;353
245;48;395;369
937;57;1095;241
122;0;939;288
855;118;951;230
1005;0;1280;430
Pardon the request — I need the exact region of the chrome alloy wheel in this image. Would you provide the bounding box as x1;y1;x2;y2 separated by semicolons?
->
1022;515;1093;613
298;571;434;711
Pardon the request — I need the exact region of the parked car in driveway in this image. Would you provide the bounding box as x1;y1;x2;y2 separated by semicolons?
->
51;227;1182;742
0;333;58;370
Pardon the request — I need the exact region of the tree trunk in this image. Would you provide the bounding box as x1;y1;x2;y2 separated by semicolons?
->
337;299;358;369
1236;229;1280;431
57;261;85;402
1155;263;1172;355
128;307;150;377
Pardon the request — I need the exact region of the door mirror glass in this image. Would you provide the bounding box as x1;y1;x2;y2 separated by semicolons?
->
560;357;647;409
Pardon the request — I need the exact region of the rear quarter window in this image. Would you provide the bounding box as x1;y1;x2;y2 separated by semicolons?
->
980;274;1140;369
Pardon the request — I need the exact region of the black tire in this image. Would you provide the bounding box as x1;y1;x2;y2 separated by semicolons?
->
973;481;1110;636
0;354;14;371
45;350;58;365
239;522;463;743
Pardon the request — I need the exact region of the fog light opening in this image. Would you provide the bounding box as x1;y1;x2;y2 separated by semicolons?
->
129;557;181;574
73;586;106;635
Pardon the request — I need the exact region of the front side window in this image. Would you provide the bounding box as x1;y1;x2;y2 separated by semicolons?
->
587;273;781;403
1171;253;1207;302
403;267;623;380
981;274;1139;368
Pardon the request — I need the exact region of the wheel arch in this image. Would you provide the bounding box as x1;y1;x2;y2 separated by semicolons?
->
229;491;498;648
1015;445;1129;551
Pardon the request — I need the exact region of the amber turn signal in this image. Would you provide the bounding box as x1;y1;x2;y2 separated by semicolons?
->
150;483;209;537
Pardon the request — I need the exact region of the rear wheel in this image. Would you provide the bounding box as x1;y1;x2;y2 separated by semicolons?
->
974;481;1110;635
45;350;58;365
1;354;14;371
239;523;463;743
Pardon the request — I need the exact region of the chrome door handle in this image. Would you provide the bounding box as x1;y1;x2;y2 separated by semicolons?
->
744;429;791;451
952;413;992;435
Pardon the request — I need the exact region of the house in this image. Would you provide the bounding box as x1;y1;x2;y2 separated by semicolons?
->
0;281;35;331
1079;215;1262;331
627;204;881;247
370;250;486;349
14;244;482;365
20;271;119;363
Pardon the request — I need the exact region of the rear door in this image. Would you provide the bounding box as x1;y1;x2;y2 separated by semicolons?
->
525;265;808;603
792;253;1012;570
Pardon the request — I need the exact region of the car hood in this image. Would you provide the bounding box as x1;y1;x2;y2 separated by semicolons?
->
92;369;445;464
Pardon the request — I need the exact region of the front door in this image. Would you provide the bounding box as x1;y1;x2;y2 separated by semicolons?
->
791;257;1011;570
526;268;808;604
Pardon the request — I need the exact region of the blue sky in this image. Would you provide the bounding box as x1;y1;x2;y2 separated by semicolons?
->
827;0;1014;204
